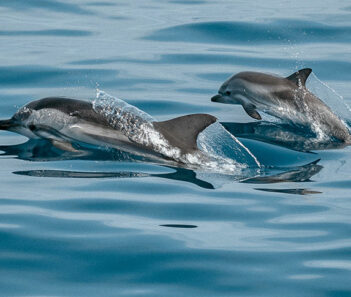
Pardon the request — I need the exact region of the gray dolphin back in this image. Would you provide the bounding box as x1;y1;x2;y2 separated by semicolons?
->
25;97;109;125
153;114;217;153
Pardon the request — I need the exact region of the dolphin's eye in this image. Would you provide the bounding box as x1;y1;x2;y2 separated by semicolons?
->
225;91;231;96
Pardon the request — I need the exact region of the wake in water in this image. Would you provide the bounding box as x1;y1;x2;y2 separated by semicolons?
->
92;90;260;174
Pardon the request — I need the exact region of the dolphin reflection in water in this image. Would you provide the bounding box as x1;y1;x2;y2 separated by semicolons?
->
221;121;350;152
0;138;323;192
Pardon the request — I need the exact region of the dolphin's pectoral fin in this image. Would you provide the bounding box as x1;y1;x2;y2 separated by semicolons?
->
242;103;262;120
51;140;80;153
286;68;312;86
153;114;217;152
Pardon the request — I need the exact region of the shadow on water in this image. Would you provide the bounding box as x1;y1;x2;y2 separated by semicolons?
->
0;139;323;192
159;224;198;228
222;121;349;152
254;188;322;195
14;168;216;190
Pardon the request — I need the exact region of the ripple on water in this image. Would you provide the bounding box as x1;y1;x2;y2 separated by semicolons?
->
144;20;351;45
0;0;93;15
0;29;93;37
0;65;173;89
1;0;351;296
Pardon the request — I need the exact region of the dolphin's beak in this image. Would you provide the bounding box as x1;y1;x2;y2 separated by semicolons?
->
211;94;222;102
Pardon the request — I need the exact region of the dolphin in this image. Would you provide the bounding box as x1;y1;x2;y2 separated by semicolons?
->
0;97;216;162
211;68;351;143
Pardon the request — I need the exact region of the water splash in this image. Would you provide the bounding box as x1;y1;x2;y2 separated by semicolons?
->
92;90;260;173
92;90;182;160
197;122;260;168
307;73;351;127
259;73;351;142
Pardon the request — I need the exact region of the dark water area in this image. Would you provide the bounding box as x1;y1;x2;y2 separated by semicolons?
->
1;0;351;296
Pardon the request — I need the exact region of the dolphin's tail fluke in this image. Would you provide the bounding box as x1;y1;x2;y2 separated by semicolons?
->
0;119;14;131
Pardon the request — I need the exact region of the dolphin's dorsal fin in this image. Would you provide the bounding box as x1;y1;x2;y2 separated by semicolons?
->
153;114;217;153
286;68;312;86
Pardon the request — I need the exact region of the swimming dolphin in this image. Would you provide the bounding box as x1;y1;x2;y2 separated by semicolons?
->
0;97;216;161
211;68;351;143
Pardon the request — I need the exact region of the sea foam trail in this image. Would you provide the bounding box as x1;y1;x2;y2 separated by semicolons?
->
92;90;260;173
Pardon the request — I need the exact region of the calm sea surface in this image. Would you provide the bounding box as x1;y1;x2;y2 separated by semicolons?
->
1;1;351;296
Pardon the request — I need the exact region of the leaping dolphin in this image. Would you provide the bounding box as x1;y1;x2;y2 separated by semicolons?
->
0;97;216;162
211;68;351;143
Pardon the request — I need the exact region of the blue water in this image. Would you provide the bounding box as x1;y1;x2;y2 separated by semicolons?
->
1;1;351;296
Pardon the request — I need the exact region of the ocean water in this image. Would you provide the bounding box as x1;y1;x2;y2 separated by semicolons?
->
1;0;351;296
